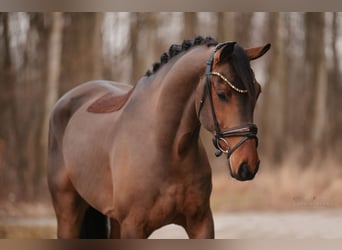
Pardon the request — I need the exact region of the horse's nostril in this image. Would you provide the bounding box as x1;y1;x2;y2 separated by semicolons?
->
238;162;253;180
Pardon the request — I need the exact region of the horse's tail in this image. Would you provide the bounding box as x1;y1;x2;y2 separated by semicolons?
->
80;206;109;238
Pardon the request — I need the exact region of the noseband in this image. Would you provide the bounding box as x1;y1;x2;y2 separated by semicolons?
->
198;42;258;159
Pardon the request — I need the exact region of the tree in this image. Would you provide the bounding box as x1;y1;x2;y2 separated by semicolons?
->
40;12;64;186
128;13;160;85
304;13;328;158
260;13;287;163
327;13;342;155
18;13;50;198
128;13;144;85
0;13;16;199
183;13;197;39
234;13;254;46
59;13;104;94
216;12;235;41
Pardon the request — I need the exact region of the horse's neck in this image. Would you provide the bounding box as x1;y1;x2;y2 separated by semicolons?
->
171;91;201;158
151;46;211;157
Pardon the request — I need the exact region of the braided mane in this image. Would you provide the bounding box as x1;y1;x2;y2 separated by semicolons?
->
144;36;218;76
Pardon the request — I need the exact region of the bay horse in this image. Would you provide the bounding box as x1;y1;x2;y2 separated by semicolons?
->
47;36;270;239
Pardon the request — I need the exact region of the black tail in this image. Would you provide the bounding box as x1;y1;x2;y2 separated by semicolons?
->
80;206;109;238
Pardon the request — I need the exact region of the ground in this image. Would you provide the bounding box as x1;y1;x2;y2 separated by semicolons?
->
2;210;342;238
151;210;342;238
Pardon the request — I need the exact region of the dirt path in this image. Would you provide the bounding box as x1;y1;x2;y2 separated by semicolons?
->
150;210;342;238
1;210;342;238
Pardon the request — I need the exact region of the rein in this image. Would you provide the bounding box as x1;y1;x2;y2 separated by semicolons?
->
197;42;258;159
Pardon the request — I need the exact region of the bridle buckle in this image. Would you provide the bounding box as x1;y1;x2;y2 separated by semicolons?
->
213;137;230;155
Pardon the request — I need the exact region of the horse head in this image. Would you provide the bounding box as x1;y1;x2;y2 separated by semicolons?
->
196;42;270;181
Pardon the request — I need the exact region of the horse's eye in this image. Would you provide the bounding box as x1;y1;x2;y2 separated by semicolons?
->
217;92;228;102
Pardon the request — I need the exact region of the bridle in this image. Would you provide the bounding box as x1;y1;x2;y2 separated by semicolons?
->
198;42;258;160
197;42;259;161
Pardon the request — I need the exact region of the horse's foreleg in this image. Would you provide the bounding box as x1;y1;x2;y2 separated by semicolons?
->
120;218;149;239
184;209;215;239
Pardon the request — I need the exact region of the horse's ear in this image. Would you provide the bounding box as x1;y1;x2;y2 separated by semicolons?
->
245;43;271;60
215;42;236;64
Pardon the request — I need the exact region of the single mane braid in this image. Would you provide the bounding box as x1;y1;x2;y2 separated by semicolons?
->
144;36;218;77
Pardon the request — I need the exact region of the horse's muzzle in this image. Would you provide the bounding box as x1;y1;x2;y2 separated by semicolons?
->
233;160;260;181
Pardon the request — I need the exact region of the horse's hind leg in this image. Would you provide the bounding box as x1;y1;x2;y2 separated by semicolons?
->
48;95;90;238
49;170;88;238
48;142;87;238
109;219;121;238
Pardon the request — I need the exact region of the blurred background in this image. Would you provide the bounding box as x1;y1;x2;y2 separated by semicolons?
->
0;12;342;238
